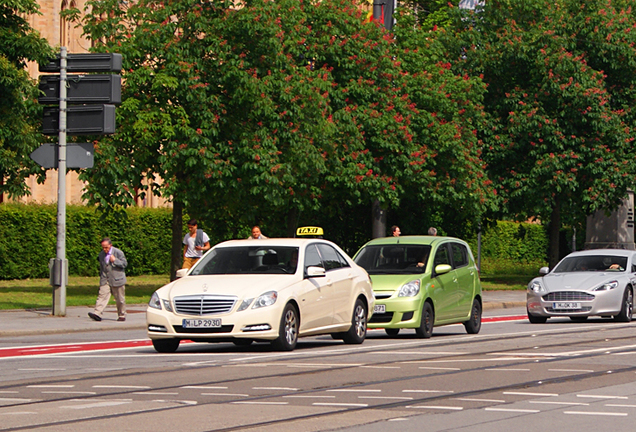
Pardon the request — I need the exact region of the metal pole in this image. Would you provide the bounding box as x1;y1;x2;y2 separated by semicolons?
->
53;47;67;316
372;199;386;239
477;222;482;271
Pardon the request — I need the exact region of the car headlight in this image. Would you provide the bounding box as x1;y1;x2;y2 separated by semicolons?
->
162;299;173;312
594;280;619;291
149;291;162;309
237;298;254;311
528;280;545;293
398;280;421;297
252;291;278;309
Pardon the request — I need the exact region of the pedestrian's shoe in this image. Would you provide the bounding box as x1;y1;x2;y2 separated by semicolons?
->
117;317;126;322
88;312;101;322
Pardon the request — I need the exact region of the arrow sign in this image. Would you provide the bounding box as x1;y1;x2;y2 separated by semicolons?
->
30;143;94;169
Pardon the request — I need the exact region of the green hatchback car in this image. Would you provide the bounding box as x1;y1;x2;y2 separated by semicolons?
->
353;236;482;338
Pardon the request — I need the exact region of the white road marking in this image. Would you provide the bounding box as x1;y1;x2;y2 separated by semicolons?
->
232;401;288;405
377;351;461;355
361;366;401;369
92;385;151;389
28;385;74;388
358;396;413;400
606;404;636;408
253;387;298;391
407;405;463;410
0;398;35;403
201;393;250;397
403;390;454;394
19;368;66;371
0;391;18;394
418;366;461;371
485;407;540;413
456;398;505;403
564;411;627;416
0;412;38;415
313;402;368;407
577;395;629;400
41;391;96;395
61;401;130;409
529;401;589;406
327;389;381;392
548;369;594;373
503;392;558;397
133;392;179;395
181;386;228;389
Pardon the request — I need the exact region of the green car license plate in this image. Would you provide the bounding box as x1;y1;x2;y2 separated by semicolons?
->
374;304;386;313
182;318;221;328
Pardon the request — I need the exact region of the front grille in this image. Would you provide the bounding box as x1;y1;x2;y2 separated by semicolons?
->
543;292;595;302
174;295;237;316
173;325;234;334
370;312;394;323
374;293;393;300
546;306;592;313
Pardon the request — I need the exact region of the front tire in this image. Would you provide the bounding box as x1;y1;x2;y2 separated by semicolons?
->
614;288;633;323
342;299;367;344
527;308;548;324
152;338;180;353
272;304;299;351
415;302;434;338
463;298;482;334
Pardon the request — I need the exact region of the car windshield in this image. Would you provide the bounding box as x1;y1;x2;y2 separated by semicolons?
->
354;245;431;274
553;255;628;273
190;246;299;275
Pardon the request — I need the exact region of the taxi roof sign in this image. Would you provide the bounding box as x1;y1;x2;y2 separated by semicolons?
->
296;226;324;236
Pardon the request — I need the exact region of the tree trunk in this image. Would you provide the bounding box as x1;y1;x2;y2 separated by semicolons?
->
286;208;299;238
548;197;561;269
170;200;184;281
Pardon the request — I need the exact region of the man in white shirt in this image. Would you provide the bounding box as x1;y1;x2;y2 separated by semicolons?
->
182;219;211;269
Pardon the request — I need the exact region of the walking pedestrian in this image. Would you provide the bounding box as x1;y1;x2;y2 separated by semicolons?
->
391;225;401;237
248;225;268;239
182;219;211;269
428;227;438;236
88;238;127;322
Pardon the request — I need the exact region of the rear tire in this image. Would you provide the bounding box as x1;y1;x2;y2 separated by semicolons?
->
272;304;299;351
152;339;180;353
385;328;400;336
415;302;434;338
342;299;367;344
614;288;633;323
527;308;548;324
463;298;482;334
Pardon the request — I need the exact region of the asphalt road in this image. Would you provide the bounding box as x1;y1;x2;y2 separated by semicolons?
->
1;306;636;432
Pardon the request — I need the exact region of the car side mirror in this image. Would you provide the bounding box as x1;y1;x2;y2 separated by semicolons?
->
305;266;326;278
539;267;549;275
434;264;452;275
175;268;188;279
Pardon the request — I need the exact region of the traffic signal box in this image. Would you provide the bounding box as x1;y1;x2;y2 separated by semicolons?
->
38;53;122;135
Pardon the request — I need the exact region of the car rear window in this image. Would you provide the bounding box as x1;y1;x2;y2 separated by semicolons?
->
191;246;299;275
354;245;432;274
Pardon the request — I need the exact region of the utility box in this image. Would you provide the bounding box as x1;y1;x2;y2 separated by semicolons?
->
585;190;635;250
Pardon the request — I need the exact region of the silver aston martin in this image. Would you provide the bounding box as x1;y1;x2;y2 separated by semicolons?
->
526;249;635;323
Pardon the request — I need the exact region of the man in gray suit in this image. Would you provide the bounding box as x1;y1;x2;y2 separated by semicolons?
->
88;238;128;322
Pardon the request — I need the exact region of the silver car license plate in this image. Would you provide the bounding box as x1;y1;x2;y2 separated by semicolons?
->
374;304;386;313
553;302;581;309
183;318;222;328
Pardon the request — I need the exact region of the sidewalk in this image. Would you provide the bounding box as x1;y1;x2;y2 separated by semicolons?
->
0;291;527;337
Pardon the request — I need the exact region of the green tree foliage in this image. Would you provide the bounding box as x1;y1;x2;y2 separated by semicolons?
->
448;0;636;265
0;0;53;198
73;0;493;260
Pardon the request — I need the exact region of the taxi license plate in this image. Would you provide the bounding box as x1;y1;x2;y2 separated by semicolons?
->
374;304;386;313
553;302;581;309
182;318;221;328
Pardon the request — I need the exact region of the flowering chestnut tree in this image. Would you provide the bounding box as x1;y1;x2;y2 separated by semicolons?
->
449;0;636;265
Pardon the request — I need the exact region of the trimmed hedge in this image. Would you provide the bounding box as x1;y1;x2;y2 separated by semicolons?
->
0;204;172;280
467;220;548;262
0;204;549;280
